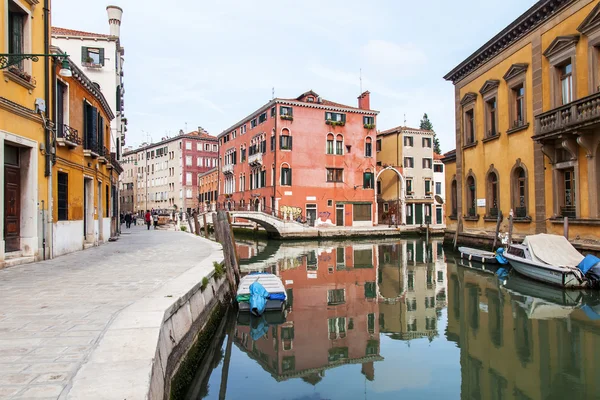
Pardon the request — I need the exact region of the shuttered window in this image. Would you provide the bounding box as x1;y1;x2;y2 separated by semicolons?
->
281;167;292;186
353;204;372;222
81;46;105;65
280;135;292;150
57;172;68;221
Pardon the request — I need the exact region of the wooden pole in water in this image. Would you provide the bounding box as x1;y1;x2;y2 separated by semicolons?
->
508;209;514;245
187;212;194;234
213;212;235;294
217;211;240;286
218;317;235;400
203;213;209;238
564;216;569;239
492;210;502;250
193;211;201;236
453;217;461;250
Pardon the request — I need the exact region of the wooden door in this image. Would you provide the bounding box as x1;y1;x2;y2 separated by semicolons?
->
4;165;20;252
415;204;423;225
336;205;344;226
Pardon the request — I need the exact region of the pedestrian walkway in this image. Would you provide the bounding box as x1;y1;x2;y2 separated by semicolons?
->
0;226;218;399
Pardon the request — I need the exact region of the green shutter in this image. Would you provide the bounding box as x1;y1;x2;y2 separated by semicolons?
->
81;47;88;63
99;48;105;65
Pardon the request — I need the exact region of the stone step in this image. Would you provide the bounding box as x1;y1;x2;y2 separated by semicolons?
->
4;251;23;260
3;256;35;268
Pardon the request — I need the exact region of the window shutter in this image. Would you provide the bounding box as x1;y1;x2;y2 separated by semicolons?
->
98;115;104;151
289;168;292;186
99;48;105;65
342;114;346;123
116;86;121;112
81;47;88;63
279;136;284;149
281;171;284;186
289;136;293;150
91;107;98;149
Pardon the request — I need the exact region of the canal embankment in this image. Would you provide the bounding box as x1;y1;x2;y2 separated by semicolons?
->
65;235;227;400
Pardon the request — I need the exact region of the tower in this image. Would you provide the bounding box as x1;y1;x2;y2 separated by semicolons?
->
106;5;123;38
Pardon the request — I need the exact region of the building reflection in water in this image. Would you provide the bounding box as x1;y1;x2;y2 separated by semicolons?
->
233;238;447;383
446;258;600;400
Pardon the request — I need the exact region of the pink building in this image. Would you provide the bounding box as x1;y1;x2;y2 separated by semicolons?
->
218;90;378;227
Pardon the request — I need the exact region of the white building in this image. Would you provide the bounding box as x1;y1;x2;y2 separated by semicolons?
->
433;154;446;227
52;5;126;160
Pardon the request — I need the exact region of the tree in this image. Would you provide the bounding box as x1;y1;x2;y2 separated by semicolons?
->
420;113;441;155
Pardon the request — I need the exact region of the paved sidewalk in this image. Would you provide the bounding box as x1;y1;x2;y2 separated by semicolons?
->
0;227;217;399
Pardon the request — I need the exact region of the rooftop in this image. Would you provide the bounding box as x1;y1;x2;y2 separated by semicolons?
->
122;130;218;156
378;126;434;136
52;26;115;39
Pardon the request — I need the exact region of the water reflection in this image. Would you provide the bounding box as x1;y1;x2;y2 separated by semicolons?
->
181;239;600;400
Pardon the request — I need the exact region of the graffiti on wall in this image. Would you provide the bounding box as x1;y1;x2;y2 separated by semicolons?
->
318;211;331;220
281;205;302;219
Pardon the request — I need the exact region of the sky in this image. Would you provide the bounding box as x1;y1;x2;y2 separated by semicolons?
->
52;0;538;154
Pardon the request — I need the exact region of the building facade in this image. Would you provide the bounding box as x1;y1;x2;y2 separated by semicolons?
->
52;53;121;256
120;130;218;215
376;126;445;227
444;0;600;244
217;90;378;227
198;167;218;211
1;0;52;266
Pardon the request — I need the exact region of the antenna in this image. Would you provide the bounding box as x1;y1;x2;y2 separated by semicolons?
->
185;122;188;132
359;68;363;93
404;113;407;126
272;87;275;100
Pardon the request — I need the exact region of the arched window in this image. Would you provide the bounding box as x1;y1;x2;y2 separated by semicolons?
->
466;174;476;217
326;133;334;154
363;168;374;189
451;177;457;217
486;166;499;218
280;128;292;150
281;163;292;186
336;134;344;155
511;160;529;218
365;137;372;157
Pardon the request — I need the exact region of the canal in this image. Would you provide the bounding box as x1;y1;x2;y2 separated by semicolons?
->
178;237;600;399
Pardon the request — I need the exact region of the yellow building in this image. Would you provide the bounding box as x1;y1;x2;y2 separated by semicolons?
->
51;50;121;257
1;0;53;266
444;0;600;249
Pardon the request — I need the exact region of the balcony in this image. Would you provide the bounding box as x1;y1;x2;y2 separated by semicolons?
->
560;206;576;219
535;91;600;139
56;124;81;149
222;163;234;175
83;138;99;158
98;146;109;164
248;152;263;166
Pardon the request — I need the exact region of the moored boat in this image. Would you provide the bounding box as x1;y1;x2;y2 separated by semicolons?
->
458;246;499;264
236;272;287;316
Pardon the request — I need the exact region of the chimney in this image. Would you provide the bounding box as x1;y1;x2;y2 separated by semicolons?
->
106;5;123;37
358;91;370;110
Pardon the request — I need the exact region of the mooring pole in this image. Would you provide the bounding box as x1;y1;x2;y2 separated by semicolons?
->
203;213;209;238
508;209;514;245
218;317;235;400
564;216;569;239
492;210;502;250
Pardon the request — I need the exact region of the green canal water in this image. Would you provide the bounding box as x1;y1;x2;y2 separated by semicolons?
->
179;238;600;400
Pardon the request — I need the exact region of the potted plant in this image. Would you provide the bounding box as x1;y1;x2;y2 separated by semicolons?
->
280;115;293;121
364;123;376;129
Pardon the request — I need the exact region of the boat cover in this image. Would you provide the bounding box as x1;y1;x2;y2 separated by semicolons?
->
523;234;584;267
250;315;269;340
249;280;269;316
578;255;600;274
495;248;509;265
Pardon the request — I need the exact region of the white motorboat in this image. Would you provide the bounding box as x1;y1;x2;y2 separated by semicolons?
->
459;246;499;264
503;234;587;288
236;273;287;315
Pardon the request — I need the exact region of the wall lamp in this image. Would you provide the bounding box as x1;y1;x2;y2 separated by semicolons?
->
0;53;72;77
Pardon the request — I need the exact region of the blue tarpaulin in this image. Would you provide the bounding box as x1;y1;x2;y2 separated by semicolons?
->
495;248;509;265
249;280;269;316
269;293;286;301
578;255;600;275
250;315;269;340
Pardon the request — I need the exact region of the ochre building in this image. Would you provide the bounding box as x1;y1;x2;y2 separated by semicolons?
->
444;0;600;247
218;90;378;227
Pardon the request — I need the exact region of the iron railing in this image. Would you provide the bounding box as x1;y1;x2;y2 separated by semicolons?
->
515;207;527;218
58;124;81;146
561;206;576;218
213;202;307;224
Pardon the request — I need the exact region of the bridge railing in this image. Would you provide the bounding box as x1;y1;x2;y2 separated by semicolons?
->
215;203;306;224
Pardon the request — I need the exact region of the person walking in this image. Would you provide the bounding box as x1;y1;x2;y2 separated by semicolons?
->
153;212;159;229
124;213;132;229
132;214;137;226
145;210;152;230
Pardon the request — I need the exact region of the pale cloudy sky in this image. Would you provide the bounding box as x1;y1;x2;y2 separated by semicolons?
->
52;0;537;154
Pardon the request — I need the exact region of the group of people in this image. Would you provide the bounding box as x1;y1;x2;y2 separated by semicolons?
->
120;211;159;230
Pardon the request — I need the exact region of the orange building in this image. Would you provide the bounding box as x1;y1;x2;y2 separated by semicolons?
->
198;167;218;212
217;90;378;227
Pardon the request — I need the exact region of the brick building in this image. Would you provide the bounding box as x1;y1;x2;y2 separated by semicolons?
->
120;129;218;215
198;168;218;211
217;90;378;227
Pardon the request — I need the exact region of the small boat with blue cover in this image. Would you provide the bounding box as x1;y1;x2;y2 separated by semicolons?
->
236;272;287;316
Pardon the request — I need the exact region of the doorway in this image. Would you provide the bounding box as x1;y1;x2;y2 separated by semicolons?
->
4;145;20;253
336;204;344;226
415;204;423;225
83;178;94;242
306;204;317;227
406;204;413;225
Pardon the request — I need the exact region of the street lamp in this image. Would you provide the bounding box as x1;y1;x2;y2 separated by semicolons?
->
0;53;72;77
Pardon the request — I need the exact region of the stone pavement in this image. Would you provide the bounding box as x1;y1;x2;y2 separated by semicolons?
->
0;226;218;399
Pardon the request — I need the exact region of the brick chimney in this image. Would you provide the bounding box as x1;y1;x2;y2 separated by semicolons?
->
358;91;370;110
106;5;123;37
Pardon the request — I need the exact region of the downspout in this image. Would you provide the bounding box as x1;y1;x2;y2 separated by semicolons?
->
273;101;277;214
44;0;54;259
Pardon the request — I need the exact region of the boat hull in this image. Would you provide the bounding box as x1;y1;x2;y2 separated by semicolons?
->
238;299;285;312
458;247;498;264
504;254;586;288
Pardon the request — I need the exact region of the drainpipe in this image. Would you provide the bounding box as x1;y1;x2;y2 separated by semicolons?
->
273;101;277;214
44;0;54;259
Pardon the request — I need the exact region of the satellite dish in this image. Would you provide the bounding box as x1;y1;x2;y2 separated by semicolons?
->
435;195;444;204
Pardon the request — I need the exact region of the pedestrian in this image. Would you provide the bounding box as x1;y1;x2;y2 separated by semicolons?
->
145;210;152;230
124;213;132;229
132;214;137;226
153;213;159;229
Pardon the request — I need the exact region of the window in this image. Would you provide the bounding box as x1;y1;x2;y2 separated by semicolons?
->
241;147;246;162
325;112;346;125
326;134;334;154
404;157;414;168
8;3;27;70
422;137;432;148
425;180;432;195
466;175;476;216
213;144;218;152
280;135;292;150
376;139;382;152
434;164;443;173
487;170;499;217
280;106;293;119
353;204;372;222
363;116;374;127
185;142;192;150
81;46;104;66
465;109;475;144
251;118;257;128
435;182;442;195
270;107;275;118
197;157;202;167
422;158;432;169
365;137;372;157
281;165;292;186
512;164;528;218
377;180;381;195
327;168;343;182
258;112;267;124
186;189;193;199
404;136;413;146
241;124;246;134
57;172;68;221
363;172;374;189
335;135;343;155
197;143;202;151
83;102;98;152
327;289;345;305
486;97;498;137
451;179;457;216
185;156;192;166
186;172;192;185
383;203;389;212
406;179;413;195
560;62;573;105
